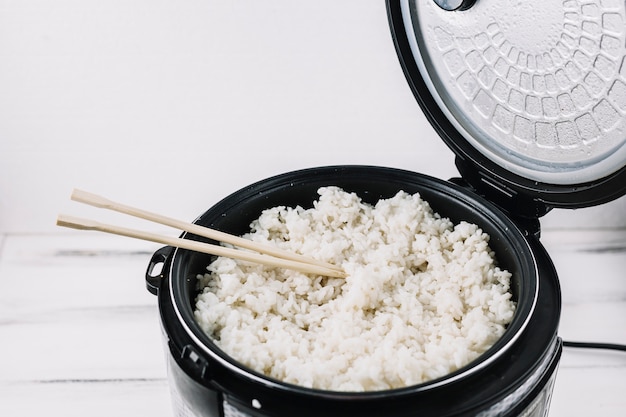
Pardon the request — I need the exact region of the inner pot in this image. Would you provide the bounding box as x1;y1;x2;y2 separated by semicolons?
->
162;165;541;413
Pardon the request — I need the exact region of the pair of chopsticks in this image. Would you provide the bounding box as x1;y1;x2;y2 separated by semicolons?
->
56;190;346;278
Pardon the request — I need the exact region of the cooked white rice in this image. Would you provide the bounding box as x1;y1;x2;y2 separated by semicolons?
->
194;186;515;391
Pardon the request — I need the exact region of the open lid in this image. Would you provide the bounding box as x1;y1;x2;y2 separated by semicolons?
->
387;0;626;217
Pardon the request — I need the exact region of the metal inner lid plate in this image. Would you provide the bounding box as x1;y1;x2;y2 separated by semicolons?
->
401;0;626;185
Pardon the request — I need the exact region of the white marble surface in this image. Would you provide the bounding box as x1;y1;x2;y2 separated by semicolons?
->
0;229;624;416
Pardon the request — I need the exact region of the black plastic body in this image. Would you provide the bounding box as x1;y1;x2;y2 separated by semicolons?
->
146;165;562;417
386;0;626;219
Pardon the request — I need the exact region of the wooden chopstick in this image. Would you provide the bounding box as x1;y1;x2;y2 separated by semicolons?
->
58;189;346;278
71;189;342;273
56;215;346;278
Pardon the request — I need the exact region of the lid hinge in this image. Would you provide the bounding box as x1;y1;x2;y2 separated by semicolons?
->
453;157;551;238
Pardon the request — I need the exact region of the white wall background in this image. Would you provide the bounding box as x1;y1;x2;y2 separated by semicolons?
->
1;0;624;234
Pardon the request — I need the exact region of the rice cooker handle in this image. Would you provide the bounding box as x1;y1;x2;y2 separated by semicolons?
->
145;245;175;295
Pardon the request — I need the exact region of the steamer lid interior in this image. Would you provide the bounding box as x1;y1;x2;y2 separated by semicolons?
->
388;0;626;213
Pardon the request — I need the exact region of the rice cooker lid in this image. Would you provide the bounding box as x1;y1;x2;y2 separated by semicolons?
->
387;0;626;214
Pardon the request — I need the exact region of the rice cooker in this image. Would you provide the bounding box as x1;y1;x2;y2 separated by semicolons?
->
144;1;626;416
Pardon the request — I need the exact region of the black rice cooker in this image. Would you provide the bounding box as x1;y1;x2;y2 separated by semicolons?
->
145;1;626;416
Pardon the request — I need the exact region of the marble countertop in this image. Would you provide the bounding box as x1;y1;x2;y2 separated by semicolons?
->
0;229;624;416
